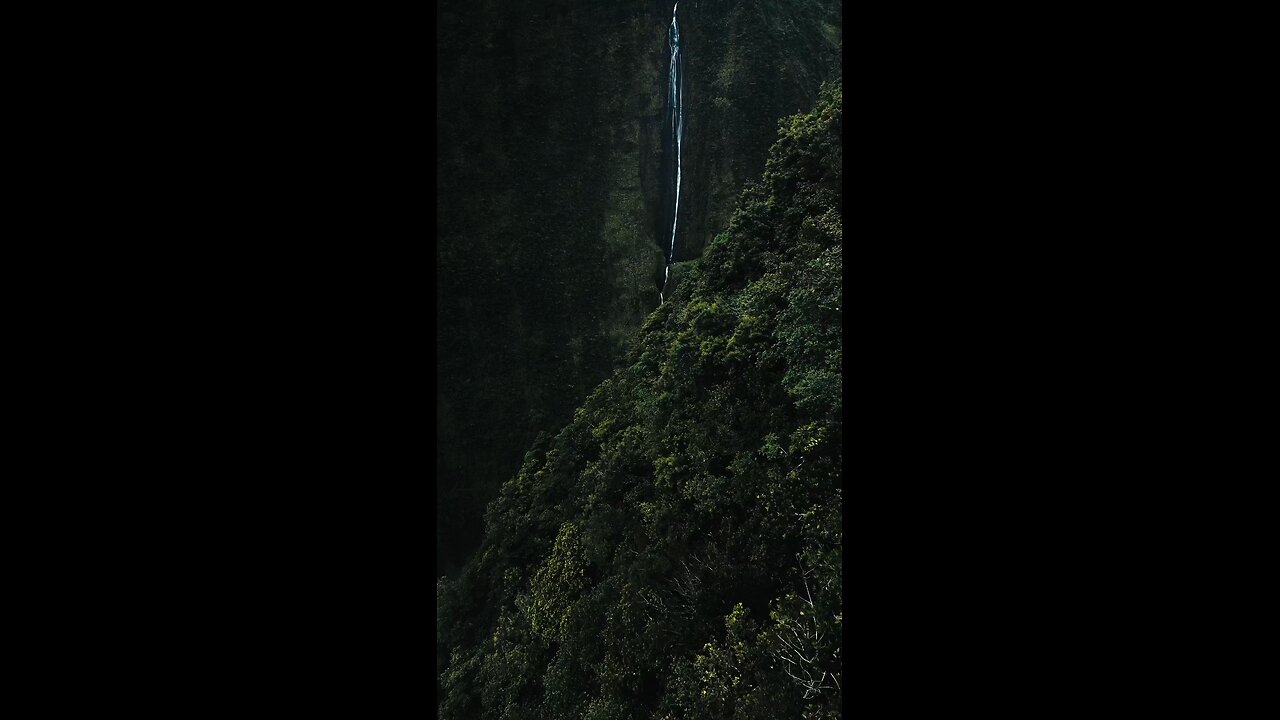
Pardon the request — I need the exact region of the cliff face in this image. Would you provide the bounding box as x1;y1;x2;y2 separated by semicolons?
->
677;0;842;259
437;0;841;575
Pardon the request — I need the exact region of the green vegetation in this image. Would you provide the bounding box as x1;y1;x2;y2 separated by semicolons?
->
438;83;843;719
436;0;841;576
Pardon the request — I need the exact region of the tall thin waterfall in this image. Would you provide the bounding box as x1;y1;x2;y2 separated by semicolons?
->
661;2;684;304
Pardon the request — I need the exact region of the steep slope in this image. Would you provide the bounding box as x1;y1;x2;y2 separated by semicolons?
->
438;83;843;720
436;0;842;576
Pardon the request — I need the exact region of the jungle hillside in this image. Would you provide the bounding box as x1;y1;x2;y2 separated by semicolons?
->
436;0;841;577
438;81;843;719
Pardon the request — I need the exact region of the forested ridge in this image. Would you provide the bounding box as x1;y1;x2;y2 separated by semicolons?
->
438;83;843;719
436;0;841;577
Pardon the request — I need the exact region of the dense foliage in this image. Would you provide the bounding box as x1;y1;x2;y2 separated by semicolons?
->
436;0;842;576
438;83;842;719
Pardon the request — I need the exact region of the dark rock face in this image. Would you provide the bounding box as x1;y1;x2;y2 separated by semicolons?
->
678;0;843;260
436;0;841;575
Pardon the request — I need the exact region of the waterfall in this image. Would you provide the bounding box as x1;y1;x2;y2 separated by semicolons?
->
661;2;683;304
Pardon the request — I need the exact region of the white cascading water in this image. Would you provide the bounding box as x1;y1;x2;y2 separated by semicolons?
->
661;2;683;304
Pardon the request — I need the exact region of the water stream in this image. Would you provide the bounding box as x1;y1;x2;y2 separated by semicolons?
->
660;2;683;304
